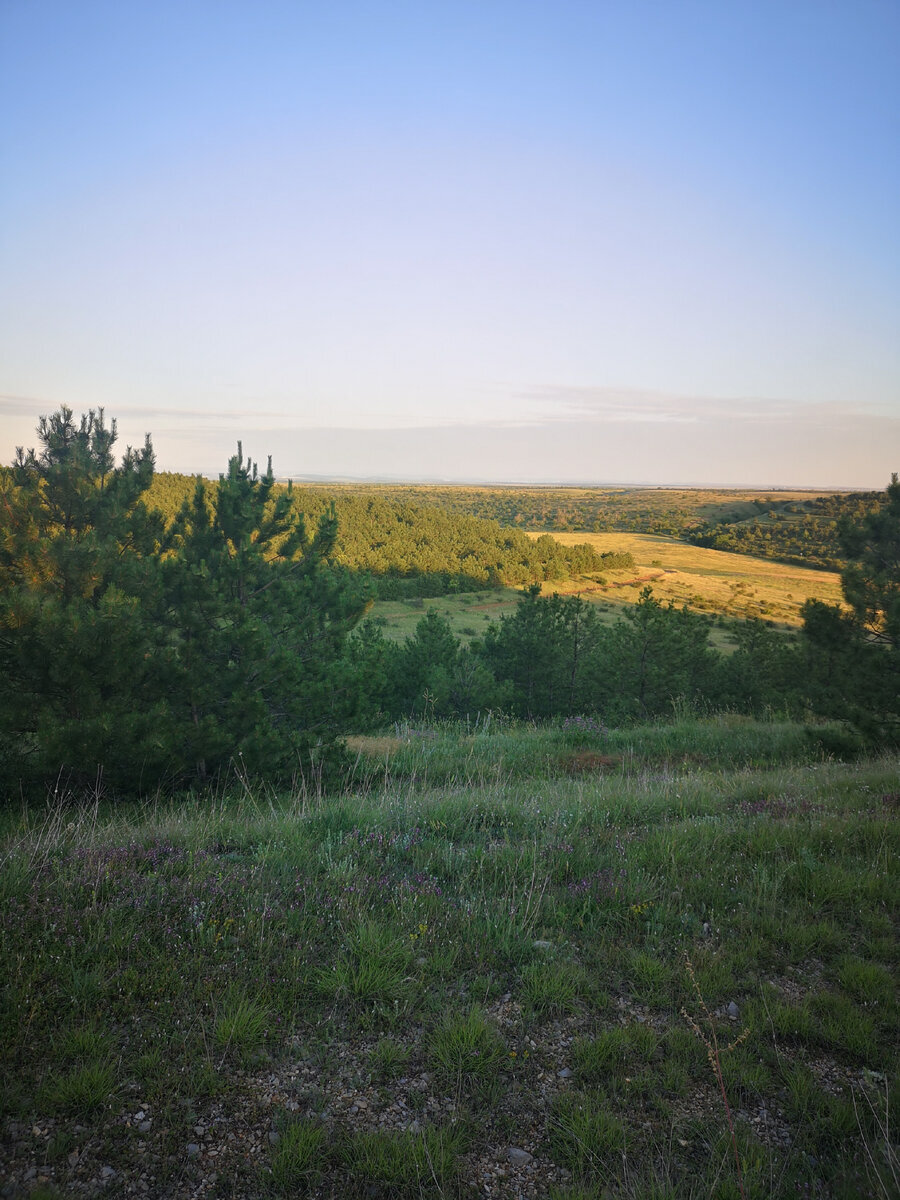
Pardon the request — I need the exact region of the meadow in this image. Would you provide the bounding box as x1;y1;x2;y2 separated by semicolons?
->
367;533;844;652
1;717;897;1199
536;533;845;626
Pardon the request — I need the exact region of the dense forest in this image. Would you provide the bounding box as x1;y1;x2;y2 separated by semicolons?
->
1;409;897;798
147;473;633;597
289;482;885;571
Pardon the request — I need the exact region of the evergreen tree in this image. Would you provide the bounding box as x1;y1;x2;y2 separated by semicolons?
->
0;407;166;791
802;474;900;742
390;609;462;718
593;588;717;722
716;618;800;715
159;446;370;783
838;473;900;647
481;586;601;718
344;619;397;729
0;413;370;795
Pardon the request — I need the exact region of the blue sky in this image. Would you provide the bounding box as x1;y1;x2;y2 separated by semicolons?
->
1;0;898;485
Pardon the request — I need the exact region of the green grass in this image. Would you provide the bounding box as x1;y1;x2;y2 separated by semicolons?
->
369;588;523;644
366;527;846;646
38;1059;116;1116
548;1092;625;1175
269;1118;328;1192
1;716;897;1198
428;1006;507;1082
368;1037;410;1081
214;993;268;1057
521;960;582;1015
338;1125;464;1195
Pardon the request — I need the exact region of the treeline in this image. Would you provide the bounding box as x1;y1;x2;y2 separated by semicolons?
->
147;474;629;598
345;584;898;738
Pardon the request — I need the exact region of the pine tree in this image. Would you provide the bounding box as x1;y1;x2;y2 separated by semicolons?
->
1;413;371;795
159;445;370;783
0;407;165;791
481;586;601;718
838;473;900;647
596;588;717;721
802;474;900;742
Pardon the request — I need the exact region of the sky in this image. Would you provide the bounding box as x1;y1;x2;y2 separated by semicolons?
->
1;0;898;487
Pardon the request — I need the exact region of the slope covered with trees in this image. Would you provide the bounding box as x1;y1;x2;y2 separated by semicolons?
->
147;474;622;597
287;482;882;571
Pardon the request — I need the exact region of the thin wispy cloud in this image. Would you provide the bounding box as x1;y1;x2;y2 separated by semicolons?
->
523;386;887;429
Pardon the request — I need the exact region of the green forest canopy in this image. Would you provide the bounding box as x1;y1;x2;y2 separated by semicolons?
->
147;473;631;597
279;481;886;571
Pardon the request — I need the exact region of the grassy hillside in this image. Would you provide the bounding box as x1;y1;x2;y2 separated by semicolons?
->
2;718;897;1199
538;532;845;627
367;533;844;656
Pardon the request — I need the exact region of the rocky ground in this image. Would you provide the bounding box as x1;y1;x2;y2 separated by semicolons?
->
3;985;871;1200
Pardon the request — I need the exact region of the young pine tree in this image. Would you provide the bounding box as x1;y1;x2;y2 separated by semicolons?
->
802;474;900;742
159;445;370;783
0;407;166;792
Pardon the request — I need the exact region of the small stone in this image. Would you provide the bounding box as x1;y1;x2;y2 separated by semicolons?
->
268;1131;280;1145
533;940;552;951
727;1001;740;1019
557;1068;572;1079
139;1121;152;1133
135;1110;145;1121
100;1166;115;1180
67;1151;79;1167
507;1147;533;1166
186;1143;200;1157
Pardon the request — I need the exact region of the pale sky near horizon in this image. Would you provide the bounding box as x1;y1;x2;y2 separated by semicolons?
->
1;1;898;487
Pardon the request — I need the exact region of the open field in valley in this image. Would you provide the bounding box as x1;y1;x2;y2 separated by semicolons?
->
538;533;845;627
369;534;845;651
